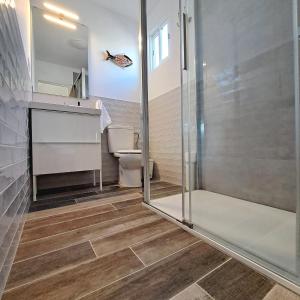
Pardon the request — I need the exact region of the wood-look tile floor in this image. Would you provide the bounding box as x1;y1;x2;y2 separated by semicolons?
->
3;182;300;300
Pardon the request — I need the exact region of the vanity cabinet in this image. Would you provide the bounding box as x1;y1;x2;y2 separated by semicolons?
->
30;102;102;201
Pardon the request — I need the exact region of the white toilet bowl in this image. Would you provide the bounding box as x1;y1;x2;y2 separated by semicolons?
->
114;150;142;187
107;125;153;187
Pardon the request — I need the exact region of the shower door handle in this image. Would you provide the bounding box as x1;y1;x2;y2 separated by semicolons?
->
182;12;188;70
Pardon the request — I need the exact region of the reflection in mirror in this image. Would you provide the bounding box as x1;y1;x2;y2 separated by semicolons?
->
32;6;89;99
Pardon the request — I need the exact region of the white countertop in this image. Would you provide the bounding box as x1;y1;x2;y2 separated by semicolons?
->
30;101;101;115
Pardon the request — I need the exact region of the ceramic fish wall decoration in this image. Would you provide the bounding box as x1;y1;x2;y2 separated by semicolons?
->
105;50;133;68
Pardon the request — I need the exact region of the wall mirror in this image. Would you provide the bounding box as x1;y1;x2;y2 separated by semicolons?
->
32;6;89;99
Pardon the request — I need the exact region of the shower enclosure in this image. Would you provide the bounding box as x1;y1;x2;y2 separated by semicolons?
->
140;0;300;293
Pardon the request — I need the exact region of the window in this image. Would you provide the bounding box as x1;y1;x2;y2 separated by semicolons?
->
150;23;169;70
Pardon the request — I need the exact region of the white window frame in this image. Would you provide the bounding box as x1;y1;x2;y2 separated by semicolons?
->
150;22;169;70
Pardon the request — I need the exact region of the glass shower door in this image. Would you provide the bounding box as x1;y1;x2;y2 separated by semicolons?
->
146;0;185;222
180;0;196;226
184;0;300;286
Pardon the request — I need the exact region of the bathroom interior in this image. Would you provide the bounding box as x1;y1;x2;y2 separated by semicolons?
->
1;0;300;299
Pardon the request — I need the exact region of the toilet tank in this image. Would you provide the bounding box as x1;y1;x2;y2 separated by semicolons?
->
107;125;134;153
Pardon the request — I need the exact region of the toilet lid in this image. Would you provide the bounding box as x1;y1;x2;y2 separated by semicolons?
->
117;149;142;154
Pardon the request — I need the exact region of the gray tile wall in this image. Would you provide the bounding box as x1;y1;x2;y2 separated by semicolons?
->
0;3;31;297
149;87;182;186
198;0;296;211
37;98;141;190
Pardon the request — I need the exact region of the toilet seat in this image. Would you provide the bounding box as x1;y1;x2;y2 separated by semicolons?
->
114;149;141;158
117;149;141;154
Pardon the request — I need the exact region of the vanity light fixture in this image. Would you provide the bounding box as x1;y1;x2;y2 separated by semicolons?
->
43;2;79;21
43;14;77;30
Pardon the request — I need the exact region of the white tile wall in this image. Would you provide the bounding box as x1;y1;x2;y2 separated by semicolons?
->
149;87;182;185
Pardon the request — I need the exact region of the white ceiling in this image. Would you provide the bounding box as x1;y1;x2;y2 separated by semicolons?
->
32;6;88;69
147;0;161;14
89;0;140;21
88;0;161;21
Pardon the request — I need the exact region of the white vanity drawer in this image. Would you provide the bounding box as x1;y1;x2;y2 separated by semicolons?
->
32;109;100;143
32;143;101;175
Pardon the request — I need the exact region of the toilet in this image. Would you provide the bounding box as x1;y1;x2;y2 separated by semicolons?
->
108;125;152;187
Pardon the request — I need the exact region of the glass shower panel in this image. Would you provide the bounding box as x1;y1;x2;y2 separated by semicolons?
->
147;0;184;221
187;0;299;283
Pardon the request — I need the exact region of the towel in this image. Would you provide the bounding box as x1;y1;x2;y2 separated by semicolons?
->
96;100;112;133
